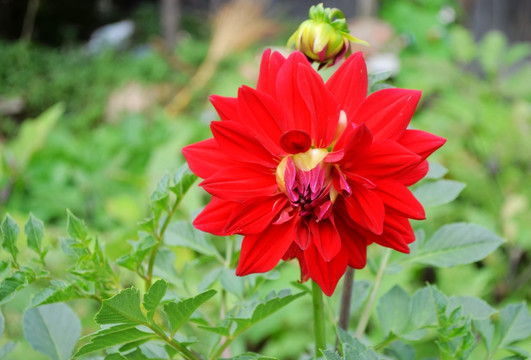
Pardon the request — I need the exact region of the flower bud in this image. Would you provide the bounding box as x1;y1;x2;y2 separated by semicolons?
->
288;3;368;69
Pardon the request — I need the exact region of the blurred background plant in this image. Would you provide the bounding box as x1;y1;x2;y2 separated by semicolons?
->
0;0;530;359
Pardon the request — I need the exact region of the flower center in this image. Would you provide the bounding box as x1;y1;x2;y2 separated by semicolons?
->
276;148;333;220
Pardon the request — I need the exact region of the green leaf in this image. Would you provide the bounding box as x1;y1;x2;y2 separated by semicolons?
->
0;271;28;305
447;296;496;321
386;341;415;360
231;290;305;335
150;173;170;212
474;319;495;353
105;354;127;360
75;327;155;357
497;303;531;349
450;26;476;63
24;213;44;256
409;287;437;329
1;214;20;263
0;342;16;359
219;268;244;298
334;331;379;360
164;289;217;334
504;43;531;67
143;279;168;322
407;223;504;267
169;163;197;201
96;287;146;325
29;283;79;307
321;350;342;360
413;179;466;207
479;30;507;77
197;325;230;336
23;303;81;360
164;220;219;257
377;285;410;336
66;209;88;241
351;280;371;313
222;354;277;360
117;232;157;271
7;103;63;171
425;162;448;179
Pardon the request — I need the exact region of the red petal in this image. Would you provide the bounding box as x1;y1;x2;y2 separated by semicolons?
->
374;179;425;220
199;165;277;202
304;243;348;296
398;129;446;159
274;52;314;135
394;160;429;186
296;64;340;148
237;86;285;155
342;185;385;235
257;49;286;97
351;140;421;179
182;138;233;179
310;218;341;261
211;120;278;167
282;243;310;282
280;129;312;154
224;195;287;235
326;52;368;121
333;123;373;165
334;214;367;269
193;197;238;236
354;88;421;141
236;216;297;275
295;220;312;250
368;215;414;253
210;95;240;121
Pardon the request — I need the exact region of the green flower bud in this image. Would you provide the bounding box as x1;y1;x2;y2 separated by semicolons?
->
288;3;368;69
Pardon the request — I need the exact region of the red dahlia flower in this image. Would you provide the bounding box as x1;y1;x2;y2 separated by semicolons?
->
183;50;445;296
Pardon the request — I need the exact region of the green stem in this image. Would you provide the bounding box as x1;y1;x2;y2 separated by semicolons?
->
145;199;180;291
355;248;391;338
374;334;397;351
312;281;326;356
150;323;202;360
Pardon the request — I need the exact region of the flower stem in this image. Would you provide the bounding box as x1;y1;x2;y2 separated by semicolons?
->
355;248;391;338
312;281;326;355
338;267;355;331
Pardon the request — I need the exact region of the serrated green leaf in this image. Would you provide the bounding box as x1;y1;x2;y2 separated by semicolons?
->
413;179;466;207
164;220;218;257
497;303;531;349
66;210;88;241
29;284;80;307
1;214;19;263
117;232;157;271
164;289;216;335
407;223;504;267
231;291;305;335
0;271;28;305
197;325;230;336
169;163;197;201
150;174;170;212
24;213;44;255
447;296;496;321
96;287;146;325
321;350;342;360
23;303;81;360
75;327;155;357
0;341;16;359
377;285;410;337
143;279;167;322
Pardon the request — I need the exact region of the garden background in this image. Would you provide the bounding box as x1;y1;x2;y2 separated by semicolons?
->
1;0;530;359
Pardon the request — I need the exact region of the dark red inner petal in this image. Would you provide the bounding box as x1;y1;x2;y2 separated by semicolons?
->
280;129;311;154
